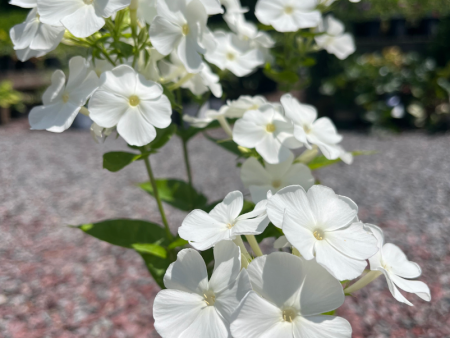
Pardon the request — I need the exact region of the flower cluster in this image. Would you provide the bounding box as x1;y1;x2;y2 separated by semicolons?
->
8;0;431;337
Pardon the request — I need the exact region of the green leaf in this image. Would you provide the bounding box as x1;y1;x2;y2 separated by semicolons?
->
150;124;177;151
308;151;377;170
103;151;142;172
167;238;189;250
263;64;299;85
321;310;336;316
139;179;208;211
132;243;167;259
77;219;168;249
177;120;221;142
139;252;172;288
113;41;134;58
204;133;241;156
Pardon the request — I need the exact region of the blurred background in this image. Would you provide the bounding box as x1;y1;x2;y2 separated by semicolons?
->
1;0;449;337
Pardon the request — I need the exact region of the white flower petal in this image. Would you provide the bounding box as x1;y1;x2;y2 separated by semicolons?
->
88;90;128;128
381;269;413;306
164;248;209;294
99;65;137;97
42;70;65;106
116;107;157;146
10;10;39;50
390;274;431;302
61;5;105;38
177;35;205;73
9;0;37;8
240;157;273;188
210;191;244;224
249;185;273;204
209;240;241;293
29;102;80;133
181;305;229;338
233;118;266;148
281;94;317;126
153;289;205;338
293;315;352;338
37;0;83;26
68;71;99;106
256;134;292;164
150;16;182;56
30;22;65;51
282;211;316;260
382;243;422;279
138;95;172;129
282;163;315;191
135;74;163;100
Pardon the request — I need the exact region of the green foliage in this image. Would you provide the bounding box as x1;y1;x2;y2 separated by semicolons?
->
167;238;189;250
77;219;171;288
139;179;208;211
307;151;377;170
103;152;143;172
0;81;24;111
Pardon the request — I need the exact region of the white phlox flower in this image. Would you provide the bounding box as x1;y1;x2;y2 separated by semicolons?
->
226;95;268;118
183;102;228;128
28;56;99;132
224;12;275;62
315;15;356;60
138;0;158;25
281;93;344;160
153;240;252;338
221;0;247;14
195;0;224;15
150;0;209;73
88;65;172;147
90;58;114;77
179;191;270;250
231;253;352;338
255;0;321;33
160;52;222;98
90;122;114;143
233;106;302;164
205;31;264;77
241;153;314;203
10;8;65;62
366;224;431;306
267;185;378;280
37;0;131;38
9;0;37;8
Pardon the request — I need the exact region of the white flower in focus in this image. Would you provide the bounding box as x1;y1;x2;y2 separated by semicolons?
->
88;65;172;146
179;191;270;250
138;0;157;24
153;241;252;338
37;0;131;38
315;16;356;60
10;8;65;62
366;225;431;306
231;253;352;338
9;0;37;8
267;185;378;280
205;31;264;77
150;0;209;73
241;153;314;203
226;95;268;118
29;56;99;132
233;107;302;164
183;102;227;128
255;0;321;33
281;93;343;160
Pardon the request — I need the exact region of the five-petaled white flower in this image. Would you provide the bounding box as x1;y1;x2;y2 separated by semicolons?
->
255;0;321;33
29;56;99;132
205;31;264;77
241;153;314;203
153;240;252;338
37;0;130;38
366;224;431;306
88;65;172;147
150;0;209;73
179;191;270;251
315;15;356;60
226;95;268;118
267;185;378;280
183;102;228;128
231;252;352;338
10;8;65;62
233;106;302;164
281;93;344;160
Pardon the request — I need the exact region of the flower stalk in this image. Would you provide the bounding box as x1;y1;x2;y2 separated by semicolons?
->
233;236;251;268
245;235;263;257
344;270;382;295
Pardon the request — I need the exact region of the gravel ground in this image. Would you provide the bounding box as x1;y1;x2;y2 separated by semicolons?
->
1;119;449;338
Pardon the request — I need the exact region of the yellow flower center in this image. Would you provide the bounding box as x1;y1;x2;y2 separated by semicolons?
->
313;229;325;241
284;6;294;14
282;308;297;323
182;24;190;36
203;292;216;306
62;93;70;103
249;104;259;110
226;52;236;61
303;125;312;134
266;123;276;133
272;180;281;189
129;95;140;107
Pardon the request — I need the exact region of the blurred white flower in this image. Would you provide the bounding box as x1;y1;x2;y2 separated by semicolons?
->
179;191;270;250
154;241;252;338
233;106;302;164
138;0;158;24
29;56;98;132
231;253;352;338
205;31;264;77
9;0;37;8
221;0;247;13
90;122;114;143
366;225;431;306
183;102;227;128
196;0;224;15
226;95;268;118
281;93;343;160
88;65;172;146
315;16;356;60
37;0;130;38
90;58;114;77
267;185;378;280
241;153;314;203
10;8;65;62
255;0;321;32
150;0;209;73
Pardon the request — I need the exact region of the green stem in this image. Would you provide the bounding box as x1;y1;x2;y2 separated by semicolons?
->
344;270;382;295
97;44;116;66
143;156;173;241
168;73;195;91
245;235;263;257
233;236;251;268
182;138;195;208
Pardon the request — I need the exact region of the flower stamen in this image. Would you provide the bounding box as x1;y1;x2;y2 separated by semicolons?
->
313;229;324;241
282;308;297;323
129;95;140;107
203;292;216;306
62;93;70;103
182;24;190;36
226;52;236;61
266;123;276;133
284;6;294;15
